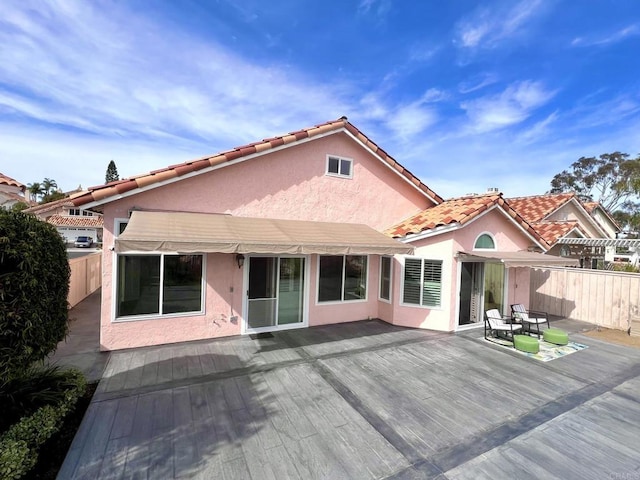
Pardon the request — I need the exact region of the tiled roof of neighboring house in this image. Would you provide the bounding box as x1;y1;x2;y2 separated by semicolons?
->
24;197;74;215
385;193;548;247
582;201;621;230
507;193;576;224
46;215;104;228
582;201;597;214
531;221;585;246
0;173;25;190
72;117;444;208
507;192;612;245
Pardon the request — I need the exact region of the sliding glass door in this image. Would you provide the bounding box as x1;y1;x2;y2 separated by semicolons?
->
246;256;305;331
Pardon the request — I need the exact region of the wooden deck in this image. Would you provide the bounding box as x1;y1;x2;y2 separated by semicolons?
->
59;319;640;479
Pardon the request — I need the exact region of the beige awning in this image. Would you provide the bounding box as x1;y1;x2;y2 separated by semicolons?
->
457;250;580;268
116;211;414;255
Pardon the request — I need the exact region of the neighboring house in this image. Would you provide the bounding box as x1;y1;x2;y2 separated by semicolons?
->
0;172;29;210
508;193;619;265
72;117;575;351
25;193;104;244
582;201;620;239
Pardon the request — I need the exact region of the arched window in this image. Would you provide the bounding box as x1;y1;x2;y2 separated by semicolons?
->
474;233;495;250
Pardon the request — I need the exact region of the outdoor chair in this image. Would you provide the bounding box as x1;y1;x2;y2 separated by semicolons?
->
511;304;549;338
484;308;522;346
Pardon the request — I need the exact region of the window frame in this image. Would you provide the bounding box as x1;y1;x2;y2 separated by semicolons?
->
473;232;497;250
400;257;443;309
378;256;392;303
316;254;368;304
325;154;353;179
113;252;206;322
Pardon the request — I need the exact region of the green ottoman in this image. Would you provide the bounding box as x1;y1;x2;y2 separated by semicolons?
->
514;334;539;353
543;328;569;345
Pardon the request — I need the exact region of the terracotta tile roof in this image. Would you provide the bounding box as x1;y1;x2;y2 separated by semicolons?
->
582;201;621;230
531;221;584;246
385;193;548;248
46;215;104;228
0;173;25;190
24;197;74;215
72;117;443;207
582;201;598;214
507;193;617;244
507;193;575;223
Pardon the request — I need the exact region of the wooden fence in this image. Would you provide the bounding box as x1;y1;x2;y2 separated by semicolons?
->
530;267;640;332
68;252;102;308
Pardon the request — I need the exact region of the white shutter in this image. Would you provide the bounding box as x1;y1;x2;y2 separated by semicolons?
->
422;261;442;307
403;258;422;304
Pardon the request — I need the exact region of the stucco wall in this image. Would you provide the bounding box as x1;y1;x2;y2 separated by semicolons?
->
389;208;537;332
98;132;431;350
546;201;603;238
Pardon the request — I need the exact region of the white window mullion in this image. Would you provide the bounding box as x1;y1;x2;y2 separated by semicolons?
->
158;254;165;315
341;256;347;301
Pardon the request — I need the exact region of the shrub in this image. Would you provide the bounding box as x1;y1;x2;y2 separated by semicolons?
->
0;369;86;480
0;210;70;381
0;366;85;432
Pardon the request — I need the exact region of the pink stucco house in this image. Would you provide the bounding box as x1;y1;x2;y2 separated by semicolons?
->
73;117;575;351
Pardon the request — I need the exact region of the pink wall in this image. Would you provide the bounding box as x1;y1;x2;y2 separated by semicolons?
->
105;132;432;231
307;255;380;326
388;208;538;332
98;132;431;350
100;253;243;350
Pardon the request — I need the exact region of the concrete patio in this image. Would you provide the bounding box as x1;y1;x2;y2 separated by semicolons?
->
57;307;640;479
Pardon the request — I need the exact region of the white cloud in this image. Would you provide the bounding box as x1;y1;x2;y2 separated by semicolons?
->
458;73;499;94
0;1;351;149
461;81;556;133
571;24;640;47
454;0;547;50
385;103;437;140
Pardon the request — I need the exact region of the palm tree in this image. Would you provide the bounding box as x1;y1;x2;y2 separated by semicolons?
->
42;178;58;196
27;182;43;202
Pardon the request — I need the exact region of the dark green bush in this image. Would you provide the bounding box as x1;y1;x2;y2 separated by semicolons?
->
0;365;85;432
0;369;86;480
0;210;70;381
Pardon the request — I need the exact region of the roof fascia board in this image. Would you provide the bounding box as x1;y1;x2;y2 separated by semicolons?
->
463;203;548;251
546;197;608;238
341;129;440;205
80;126;437;211
78;129;343;211
401;223;461;243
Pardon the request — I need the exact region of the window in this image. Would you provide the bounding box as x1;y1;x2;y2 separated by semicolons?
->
68;208;81;216
114;219;129;236
474;234;495;250
81;210;93;216
402;258;442;307
318;255;367;302
116;254;204;318
326;155;353;178
379;256;392;302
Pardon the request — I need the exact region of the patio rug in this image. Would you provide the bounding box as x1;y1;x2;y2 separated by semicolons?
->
485;337;588;362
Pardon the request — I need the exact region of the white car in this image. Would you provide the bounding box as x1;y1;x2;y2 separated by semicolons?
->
74;236;93;248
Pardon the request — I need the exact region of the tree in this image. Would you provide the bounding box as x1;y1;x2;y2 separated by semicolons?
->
105;160;119;183
0;210;70;381
41;178;58;196
549;152;640;211
41;190;66;204
10;201;28;212
26;182;43;203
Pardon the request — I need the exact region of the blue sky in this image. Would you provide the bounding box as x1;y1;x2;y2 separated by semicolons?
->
1;0;640;200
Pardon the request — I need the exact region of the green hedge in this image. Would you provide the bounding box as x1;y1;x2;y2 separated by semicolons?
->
0;369;86;480
0;209;71;381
